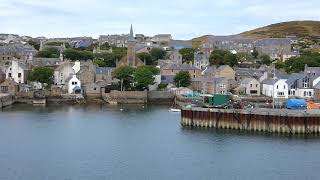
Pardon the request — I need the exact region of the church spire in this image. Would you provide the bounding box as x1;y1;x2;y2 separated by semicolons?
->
129;24;134;41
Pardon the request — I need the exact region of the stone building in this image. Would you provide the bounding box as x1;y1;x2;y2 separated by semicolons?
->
0;78;19;95
239;78;261;96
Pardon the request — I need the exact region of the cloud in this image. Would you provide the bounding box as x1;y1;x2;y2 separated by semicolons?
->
0;0;319;39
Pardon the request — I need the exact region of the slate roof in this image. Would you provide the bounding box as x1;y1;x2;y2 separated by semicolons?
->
161;75;175;84
240;78;258;85
96;67;114;74
261;79;279;85
0;44;37;54
194;52;208;62
161;64;200;71
192;77;226;84
285;73;305;85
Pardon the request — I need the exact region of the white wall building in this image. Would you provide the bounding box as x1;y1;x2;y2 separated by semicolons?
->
67;75;82;94
54;62;75;85
262;79;288;99
6;60;29;84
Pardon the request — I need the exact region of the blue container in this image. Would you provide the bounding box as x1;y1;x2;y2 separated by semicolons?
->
287;99;307;110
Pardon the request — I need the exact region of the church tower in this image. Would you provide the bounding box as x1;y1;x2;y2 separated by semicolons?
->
116;24;144;68
127;24;136;67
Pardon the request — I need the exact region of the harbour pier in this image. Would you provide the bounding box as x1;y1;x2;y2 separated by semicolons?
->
181;108;320;134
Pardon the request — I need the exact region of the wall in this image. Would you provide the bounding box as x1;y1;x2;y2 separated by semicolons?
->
0;94;13;108
147;91;174;104
103;90;148;104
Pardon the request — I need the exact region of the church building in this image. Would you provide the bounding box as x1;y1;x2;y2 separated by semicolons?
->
117;25;145;68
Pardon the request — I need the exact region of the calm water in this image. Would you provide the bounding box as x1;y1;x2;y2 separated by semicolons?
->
0;104;320;180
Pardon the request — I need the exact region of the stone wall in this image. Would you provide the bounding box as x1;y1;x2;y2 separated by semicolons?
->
103;90;148;104
0;94;13;108
147;91;174;104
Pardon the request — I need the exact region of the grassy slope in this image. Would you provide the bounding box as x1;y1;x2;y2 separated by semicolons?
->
240;21;320;39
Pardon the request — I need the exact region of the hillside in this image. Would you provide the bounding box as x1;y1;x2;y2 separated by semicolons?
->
191;35;210;48
240;21;320;39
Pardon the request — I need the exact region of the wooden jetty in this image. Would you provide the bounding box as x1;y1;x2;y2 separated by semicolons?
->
181;108;320;134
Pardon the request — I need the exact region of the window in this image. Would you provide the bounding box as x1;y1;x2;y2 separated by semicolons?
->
250;84;253;88
277;85;279;89
0;86;8;93
8;73;11;77
277;92;284;96
256;84;258;88
284;85;286;89
309;92;312;96
304;91;307;97
94;88;97;91
18;73;21;78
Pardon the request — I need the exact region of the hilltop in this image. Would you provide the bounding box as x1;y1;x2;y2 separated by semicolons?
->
240;21;320;39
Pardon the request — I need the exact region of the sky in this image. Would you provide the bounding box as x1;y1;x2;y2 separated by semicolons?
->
0;0;319;39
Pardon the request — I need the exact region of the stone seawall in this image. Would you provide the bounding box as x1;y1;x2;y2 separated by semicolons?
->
147;91;174;104
103;91;148;104
0;94;14;108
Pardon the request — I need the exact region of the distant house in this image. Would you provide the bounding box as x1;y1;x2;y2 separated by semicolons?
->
95;67;115;85
5;60;30;84
214;65;235;80
77;61;96;85
0;44;37;61
262;79;288;99
192;77;235;94
194;52;209;70
66;75;82;94
0;78;19;95
161;64;202;79
158;50;183;67
235;68;267;83
54;61;75;86
31;57;62;68
254;38;293;61
239;78;261;96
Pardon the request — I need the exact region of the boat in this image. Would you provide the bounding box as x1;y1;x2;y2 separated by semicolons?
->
170;108;181;112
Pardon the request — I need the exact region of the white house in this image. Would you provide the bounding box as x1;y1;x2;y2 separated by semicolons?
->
262;79;288;99
66;75;82;94
6;60;29;84
54;62;74;86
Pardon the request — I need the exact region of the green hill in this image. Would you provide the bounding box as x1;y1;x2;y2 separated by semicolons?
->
240;21;320;39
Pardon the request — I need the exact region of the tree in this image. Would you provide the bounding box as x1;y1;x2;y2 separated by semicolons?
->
134;66;160;90
209;49;238;66
112;47;127;61
94;53;116;67
150;48;166;61
179;48;196;63
260;54;272;65
174;71;191;87
36;47;60;58
137;52;153;65
28;40;40;50
28;67;54;86
63;49;93;61
252;47;259;58
112;66;135;91
282;51;320;73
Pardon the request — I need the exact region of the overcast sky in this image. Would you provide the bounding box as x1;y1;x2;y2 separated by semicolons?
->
0;0;319;39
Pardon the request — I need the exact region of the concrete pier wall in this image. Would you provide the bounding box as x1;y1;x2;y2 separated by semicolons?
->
181;108;320;134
